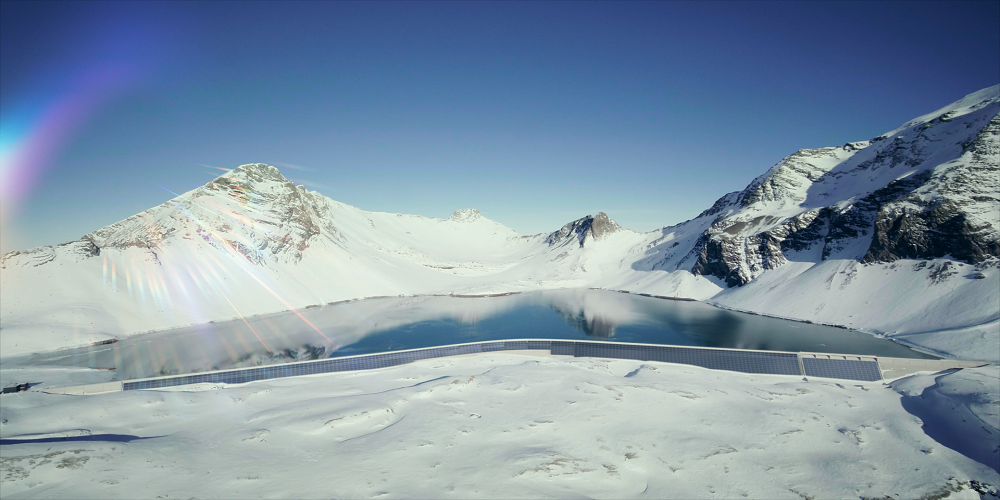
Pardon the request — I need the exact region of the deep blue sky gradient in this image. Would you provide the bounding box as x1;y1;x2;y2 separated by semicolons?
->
2;1;998;252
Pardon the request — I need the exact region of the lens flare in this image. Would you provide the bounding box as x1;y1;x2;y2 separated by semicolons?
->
1;65;142;232
155;183;337;348
185;265;209;299
136;267;146;304
243;271;337;348
155;268;173;307
174;273;190;302
198;164;231;172
221;294;272;355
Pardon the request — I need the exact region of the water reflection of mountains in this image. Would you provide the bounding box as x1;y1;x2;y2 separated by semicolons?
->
554;307;618;338
23;289;936;380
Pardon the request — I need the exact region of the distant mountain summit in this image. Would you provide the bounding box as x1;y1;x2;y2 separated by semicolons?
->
450;209;482;222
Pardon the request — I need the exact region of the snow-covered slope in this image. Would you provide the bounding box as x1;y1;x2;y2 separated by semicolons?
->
1;353;996;498
2;86;998;360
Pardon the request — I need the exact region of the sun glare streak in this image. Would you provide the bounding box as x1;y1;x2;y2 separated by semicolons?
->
192;335;212;371
187;193;291;249
221;294;272;355
150;342;168;376
167;185;306;261
176;184;282;231
202;249;238;290
230;323;253;355
126;265;133;298
112;260;117;292
186;265;210;299
156;183;336;348
163;194;268;264
136;267;146;304
243;271;337;347
155;268;173;308
194;261;226;299
165;341;187;377
216;328;239;362
198;164;231;173
146;268;161;309
174;273;190;303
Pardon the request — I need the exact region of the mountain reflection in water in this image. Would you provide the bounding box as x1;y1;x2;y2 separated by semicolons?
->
22;289;936;380
554;308;618;338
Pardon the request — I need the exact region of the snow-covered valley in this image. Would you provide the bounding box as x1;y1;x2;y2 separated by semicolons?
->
1;86;999;497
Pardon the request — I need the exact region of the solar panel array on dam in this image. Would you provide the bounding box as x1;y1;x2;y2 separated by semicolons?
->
121;339;884;391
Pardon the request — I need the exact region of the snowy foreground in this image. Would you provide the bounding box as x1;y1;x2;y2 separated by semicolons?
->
1;353;998;499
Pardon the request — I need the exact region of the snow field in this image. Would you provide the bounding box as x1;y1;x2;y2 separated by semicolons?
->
1;353;997;499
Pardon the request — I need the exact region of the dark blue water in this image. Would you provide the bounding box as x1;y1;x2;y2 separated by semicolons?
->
21;289;936;380
331;292;935;359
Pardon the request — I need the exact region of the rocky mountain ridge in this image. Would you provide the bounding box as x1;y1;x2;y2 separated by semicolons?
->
661;85;1000;287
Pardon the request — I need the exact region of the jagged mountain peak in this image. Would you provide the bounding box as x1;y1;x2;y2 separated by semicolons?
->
230;163;288;183
591;212;622;239
546;212;623;248
450;209;482;223
203;163;297;197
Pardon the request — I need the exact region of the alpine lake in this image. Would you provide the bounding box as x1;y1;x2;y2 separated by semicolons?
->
21;289;936;380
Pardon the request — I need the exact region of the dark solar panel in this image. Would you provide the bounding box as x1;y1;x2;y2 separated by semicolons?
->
481;342;505;352
549;341;575;356
122;339;883;391
503;340;528;350
572;342;801;376
526;340;551;350
802;358;882;382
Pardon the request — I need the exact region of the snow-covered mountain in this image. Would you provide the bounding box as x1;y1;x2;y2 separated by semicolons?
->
2;86;998;360
667;85;999;287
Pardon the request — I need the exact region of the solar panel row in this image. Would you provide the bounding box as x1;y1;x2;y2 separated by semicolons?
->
802;357;882;382
122;339;883;391
571;343;802;375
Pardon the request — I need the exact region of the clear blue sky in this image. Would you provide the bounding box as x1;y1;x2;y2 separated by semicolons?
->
2;1;998;253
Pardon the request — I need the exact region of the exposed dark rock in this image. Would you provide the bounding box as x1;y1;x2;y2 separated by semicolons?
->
778;209;830;253
863;202;999;264
546;216;593;247
590;212;622;240
546;212;621;247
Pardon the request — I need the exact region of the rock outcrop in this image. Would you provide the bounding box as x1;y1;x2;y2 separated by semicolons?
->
546;212;622;248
